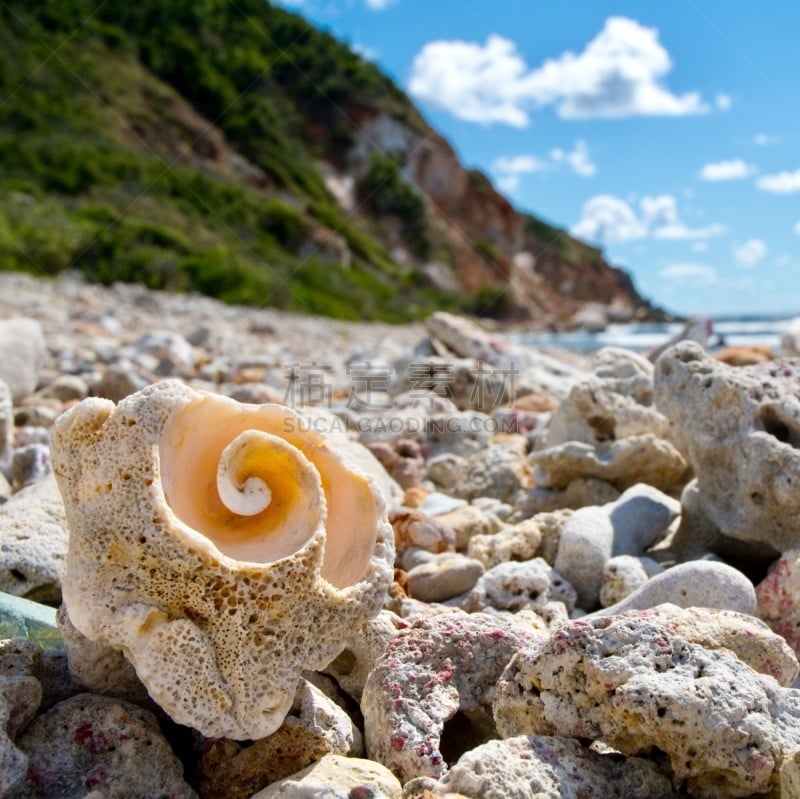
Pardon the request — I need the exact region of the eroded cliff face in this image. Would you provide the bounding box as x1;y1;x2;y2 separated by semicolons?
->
338;111;662;325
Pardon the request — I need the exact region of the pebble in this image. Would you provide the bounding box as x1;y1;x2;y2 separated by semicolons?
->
251;754;402;799
417;492;468;517
0;477;69;604
554;483;680;610
592;559;757;618
15;693;197;798
406;553;485;602
0;318;46;401
3;272;800;797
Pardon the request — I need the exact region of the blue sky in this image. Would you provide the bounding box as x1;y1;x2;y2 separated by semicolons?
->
278;0;800;317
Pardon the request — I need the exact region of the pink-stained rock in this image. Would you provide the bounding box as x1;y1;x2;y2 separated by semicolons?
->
405;735;679;799
494;612;800;798
16;693;196;798
756;548;800;660
361;613;541;782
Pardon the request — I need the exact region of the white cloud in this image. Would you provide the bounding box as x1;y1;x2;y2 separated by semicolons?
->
794;219;800;235
733;238;767;267
660;263;718;284
492;154;549;191
364;0;395;8
492;141;595;191
715;93;732;111
699;159;756;181
571;195;647;243
757;169;800;193
572;193;724;244
550;139;596;176
408;17;708;127
493;155;549;174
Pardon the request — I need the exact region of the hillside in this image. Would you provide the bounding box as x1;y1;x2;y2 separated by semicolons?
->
0;0;664;324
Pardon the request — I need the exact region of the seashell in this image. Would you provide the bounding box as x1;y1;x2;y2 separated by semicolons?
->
50;380;394;740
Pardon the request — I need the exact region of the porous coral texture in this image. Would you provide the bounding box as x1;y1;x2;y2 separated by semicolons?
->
421;735;679;799
361;613;541;783
494;613;800;798
654;342;800;551
50;380;394;740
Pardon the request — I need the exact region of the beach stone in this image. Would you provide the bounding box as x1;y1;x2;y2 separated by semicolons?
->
16;693;196;798
425;453;467;491
407;554;485;602
434;504;502;552
415;494;463;519
14;402;59;430
324;610;401;700
195;679;362;799
91;363;150;403
367;439;426;490
530;434;687;491
57;606;149;705
0;672;41;797
511;476;620;517
592;347;655;402
599;554;665;607
128;330;195;376
251;754;402;799
716;344;774;366
35;375;89;403
462;559;576;619
448;444;530;503
0;318;46;401
389;507;455;558
494;612;800;798
470;496;513;521
0;639;76;713
654;342;800;551
554;484;681;610
594;559;757;617
0;476;68;603
0;592;63;651
402;485;428;508
10;442;51;490
756;548;800;660
781;749;800;798
0;380;12;472
637;604;799;686
362;613;541;782
0;642;45;798
0;473;10;503
546;380;668;448
423;411;495;458
408;735;679;799
468;509;572;569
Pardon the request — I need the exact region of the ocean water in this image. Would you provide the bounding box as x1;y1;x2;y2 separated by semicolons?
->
516;316;797;355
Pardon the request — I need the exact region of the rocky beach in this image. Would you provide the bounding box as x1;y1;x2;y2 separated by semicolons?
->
2;271;800;798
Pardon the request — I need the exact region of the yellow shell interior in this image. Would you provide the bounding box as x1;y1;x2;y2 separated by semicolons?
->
159;396;380;588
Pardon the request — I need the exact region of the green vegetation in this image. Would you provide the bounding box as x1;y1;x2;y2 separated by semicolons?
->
0;0;458;319
0;0;617;321
356;153;430;258
524;213;603;266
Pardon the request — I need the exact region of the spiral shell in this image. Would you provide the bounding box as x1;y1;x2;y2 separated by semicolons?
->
50;380;394;740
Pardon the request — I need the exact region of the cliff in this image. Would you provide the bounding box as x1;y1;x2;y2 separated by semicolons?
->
0;0;664;325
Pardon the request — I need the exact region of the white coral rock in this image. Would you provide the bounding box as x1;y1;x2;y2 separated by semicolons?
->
50;380;394;740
